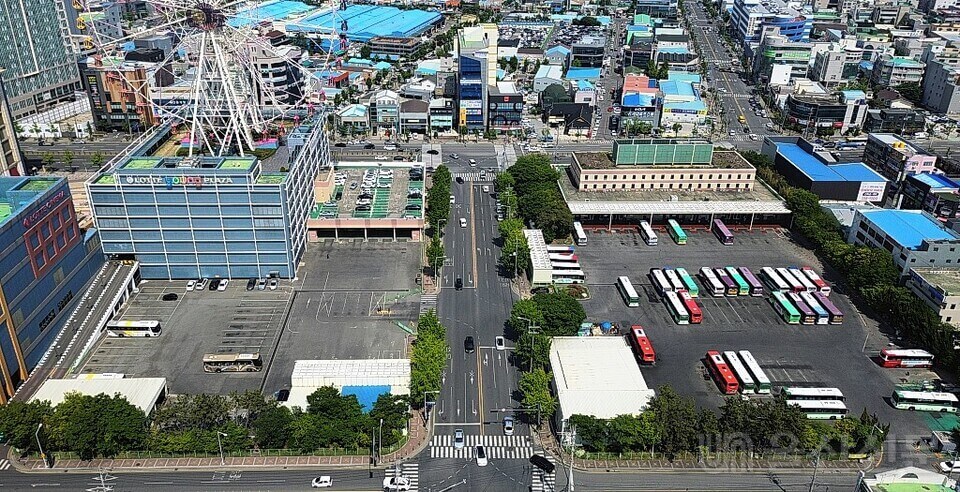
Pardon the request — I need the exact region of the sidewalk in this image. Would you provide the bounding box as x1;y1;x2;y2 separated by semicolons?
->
12;410;433;473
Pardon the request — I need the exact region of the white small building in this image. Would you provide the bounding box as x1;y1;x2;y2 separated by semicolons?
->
523;229;557;286
859;466;956;491
30;377;167;414
284;359;410;411
534;65;565;93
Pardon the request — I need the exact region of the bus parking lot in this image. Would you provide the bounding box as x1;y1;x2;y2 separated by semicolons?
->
576;227;932;435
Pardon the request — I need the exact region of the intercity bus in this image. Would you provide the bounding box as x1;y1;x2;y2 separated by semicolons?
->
788;399;848;420
664;291;690;325
705;350;739;394
546;245;575;253
714;268;739;296
789;267;818;293
776;267;806;293
801;267;831;295
723;350;756;393
549;253;578;262
738;350;772;393
551;260;583;270
106;320;162;337
664;268;686;292
879;349;934;368
781;387;845;401
667;219;687;245
573;221;587;246
892;390;959;412
678;290;703;324
801;291;829;325
769;291;801;324
814;292;843;324
675;267;699;297
639;220;658;246
629;325;656;364
738;267;764;296
203;353;263;373
552;270;586;284
760;267;790;292
617;276;641;307
650;268;673;296
725;266;750;296
788;292;817;325
699;267;725;296
712;219;734;245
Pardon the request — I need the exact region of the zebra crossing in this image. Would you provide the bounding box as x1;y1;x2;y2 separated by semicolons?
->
386;462;419;491
429;434;535;459
419;293;437;315
0;459;10;471
451;171;490;182
530;455;558;492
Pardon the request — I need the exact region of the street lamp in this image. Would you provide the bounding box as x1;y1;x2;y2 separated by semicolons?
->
36;423;47;469
216;431;227;466
378;418;384;463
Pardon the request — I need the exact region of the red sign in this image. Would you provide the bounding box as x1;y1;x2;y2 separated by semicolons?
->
23;190;67;228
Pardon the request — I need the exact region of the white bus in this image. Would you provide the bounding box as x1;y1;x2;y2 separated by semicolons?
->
617;276;641;307
664;291;690;324
552;270;586;284
640;220;657;246
892;391;959;412
650;268;673;295
738;350;771;393
788;400;848;420
551;261;582;270
776;267;805;293
549;253;577;262
789;267;817;293
106;320;162;337
698;267;725;296
800;291;829;325
639;221;658;246
781;387;845;401
573;221;587;246
760;267;790;292
664;268;685;292
203;353;263;373
723;351;756;393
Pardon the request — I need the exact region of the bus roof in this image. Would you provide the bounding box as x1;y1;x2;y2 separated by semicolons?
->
783;387;844;397
203;353;260;362
881;349;934;357
896;390;958;401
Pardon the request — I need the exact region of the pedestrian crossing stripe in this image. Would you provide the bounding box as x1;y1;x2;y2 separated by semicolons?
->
431;435;531;447
0;459;9;471
451;172;490;182
430;446;535;459
531;455;558;492
419;293;438;315
386;463;419;491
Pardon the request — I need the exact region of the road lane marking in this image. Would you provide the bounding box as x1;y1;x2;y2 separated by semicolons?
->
477;343;485;434
469;184;479;287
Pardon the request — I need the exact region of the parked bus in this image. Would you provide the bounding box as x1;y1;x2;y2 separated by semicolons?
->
814;292;843;324
738;350;772;393
639;221;658;246
546;245;575;253
788;400;848;420
776;267;805;293
650;268;673;296
552;270;586;284
678;290;703;324
782;387;845;401
788;292;817;325
549;253;578;262
675;267;700;297
699;267;725;296
664;291;690;325
789;267;817;293
712;219;734;245
105;320;162;337
664;268;686;291
801;267;831;295
573;221;587;246
801;291;829;325
617;276;641;307
629;325;656;364
738;267;764;296
203;353;263;373
723;351;756;393
725;266;750;296
551;261;583;270
667;219;687;245
760;267;790;292
714;268;739;296
705;350;739;394
880;349;934;368
892;390;959;412
769;291;801;324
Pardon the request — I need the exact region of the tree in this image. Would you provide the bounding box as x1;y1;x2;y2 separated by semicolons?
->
507;298;545;339
369;394;409;446
647;385;699;458
0;400;53;451
893;81;922;104
518;368;556;424
41;152;55;170
409;310;448;408
672;122;682;137
572;16;601;26
49;393;147;459
91;152;105;168
426;235;445;274
531;292;586;336
360;44;372;59
252;406;294;449
507;154;558;196
514;331;552;370
495;171;515;192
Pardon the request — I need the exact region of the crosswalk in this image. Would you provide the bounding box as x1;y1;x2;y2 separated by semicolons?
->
0;459;10;471
530;455;558;492
429;434;535;459
386;462;419;491
451;171;490;182
419;293;437;315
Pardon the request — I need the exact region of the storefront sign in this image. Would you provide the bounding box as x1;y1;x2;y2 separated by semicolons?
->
22;190;67;228
124;175;235;186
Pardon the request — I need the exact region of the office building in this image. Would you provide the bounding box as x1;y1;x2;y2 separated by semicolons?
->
571;36;606;68
87;119;329;280
0;176;104;403
907;268;960;326
752;28;812;85
367;36;423;58
762;138;889;203
634;0;679;20
429;98;454;133
870;55;926;87
81;58;164;133
812;45;865;87
847;209;960;274
864;108;926;134
457;24;498;131
399;99;429;134
922;58;960;115
0;82;23;176
864;133;938;182
782;90;868;134
368;89;400;136
250;44;304;107
487;82;523;132
731;0;812;49
900;173;960;220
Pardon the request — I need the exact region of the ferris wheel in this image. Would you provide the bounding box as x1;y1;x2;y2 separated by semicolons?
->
76;0;351;157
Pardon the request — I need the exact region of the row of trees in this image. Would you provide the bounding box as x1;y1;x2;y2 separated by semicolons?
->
506;154;573;243
426;165;452;274
569;387;887;457
409;310;448;410
0;389;409;460
743;151;960;374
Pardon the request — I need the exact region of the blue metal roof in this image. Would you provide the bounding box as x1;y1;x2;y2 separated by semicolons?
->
830;163;887;182
577;80;594;91
546;45;570;56
664;100;707;111
340;385;391;412
622;93;656;107
912;172;960;190
667;71;701;84
777;142;888;183
861;209;958;249
660;80;696;97
565;67;602;80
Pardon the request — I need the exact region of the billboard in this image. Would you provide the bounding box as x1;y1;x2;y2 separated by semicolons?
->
857;181;886;202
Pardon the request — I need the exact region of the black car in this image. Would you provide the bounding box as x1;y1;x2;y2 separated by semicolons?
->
274;388;290;402
334;142;346;147
363;143;376;149
531;286;550;295
162;293;179;301
393;156;405;161
455;276;463;290
464;336;475;353
404;204;421;211
208;278;220;290
426;149;439;154
356;204;371;211
246;278;257;291
456;176;464;184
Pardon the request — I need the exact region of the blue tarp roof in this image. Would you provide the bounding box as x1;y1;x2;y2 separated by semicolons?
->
664;100;707;111
577;80;594;91
777;142;888;183
912;172;960;190
565;67;602;80
622;93;656;107
860;209;958;249
859;61;874;71
341;385;391;412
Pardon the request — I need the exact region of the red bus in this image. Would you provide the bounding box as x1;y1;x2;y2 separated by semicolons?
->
880;349;934;368
678;290;703;324
705;350;739;394
629;325;656;364
801;266;831;295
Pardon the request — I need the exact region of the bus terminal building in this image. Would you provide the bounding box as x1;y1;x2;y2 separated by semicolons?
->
565;140;790;228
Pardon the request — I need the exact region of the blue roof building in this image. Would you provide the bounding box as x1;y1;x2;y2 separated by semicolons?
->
764;139;889;203
901;173;960;220
849;208;960;274
564;67;602;82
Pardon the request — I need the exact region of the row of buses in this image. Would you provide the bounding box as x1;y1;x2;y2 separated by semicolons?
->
698;266;763;297
759;266;832;296
637;219;734;247
648;268;703;324
704;350;772;395
767;290;843;325
780;387;848;420
547;245;586;284
103;320;263;373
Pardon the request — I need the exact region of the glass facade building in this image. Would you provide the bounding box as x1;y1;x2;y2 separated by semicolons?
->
0;177;104;402
87;120;330;280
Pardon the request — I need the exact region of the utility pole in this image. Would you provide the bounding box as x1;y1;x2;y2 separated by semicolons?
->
807;449;820;492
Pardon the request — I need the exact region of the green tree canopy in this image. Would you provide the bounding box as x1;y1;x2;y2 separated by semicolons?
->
531;292;586;336
0;400;52;451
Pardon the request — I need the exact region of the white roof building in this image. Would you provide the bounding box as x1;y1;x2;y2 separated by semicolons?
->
284;359;410;410
30;377;167;414
861;466;956;490
549;337;655;423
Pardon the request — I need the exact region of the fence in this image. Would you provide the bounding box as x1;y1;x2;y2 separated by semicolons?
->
576;449;859;462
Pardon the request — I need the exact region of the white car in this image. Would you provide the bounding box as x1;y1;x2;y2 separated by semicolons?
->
383;476;411;491
311;476;333;488
217;279;228;291
196;279;208;291
503;416;514;436
495;336;506;351
459;218;467;228
940;461;960;472
268;278;278;290
454;429;465;449
476;445;488;467
469;159;477;166
186;279;197;290
374;155;389;161
449;195;455;204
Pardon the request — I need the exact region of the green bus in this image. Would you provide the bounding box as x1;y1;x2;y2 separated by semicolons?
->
724;266;749;296
667;219;687;245
892;390;959;413
769;291;800;324
675;268;699;297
